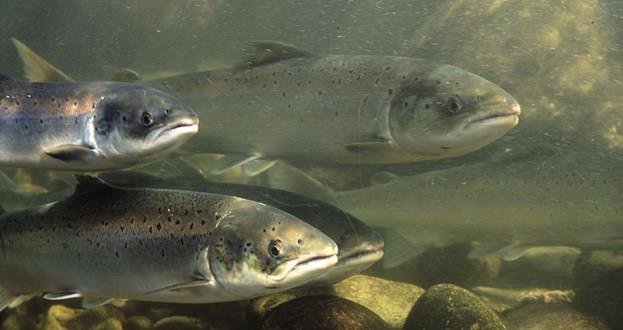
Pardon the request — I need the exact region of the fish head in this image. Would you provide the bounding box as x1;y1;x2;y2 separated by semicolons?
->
207;198;338;298
93;84;199;164
388;63;520;159
307;221;384;286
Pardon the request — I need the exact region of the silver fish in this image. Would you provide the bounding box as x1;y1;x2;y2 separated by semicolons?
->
98;170;384;285
335;155;623;267
14;39;520;175
0;71;198;170
0;176;338;311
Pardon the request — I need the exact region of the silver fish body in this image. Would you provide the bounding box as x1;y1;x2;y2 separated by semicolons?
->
336;155;623;263
0;77;198;171
0;177;338;311
152;43;520;166
98;170;384;285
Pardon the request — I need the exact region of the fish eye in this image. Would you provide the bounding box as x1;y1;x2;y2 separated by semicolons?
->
141;112;154;127
445;95;463;114
268;240;283;258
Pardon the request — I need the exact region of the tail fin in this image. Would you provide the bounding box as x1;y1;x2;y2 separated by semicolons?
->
10;38;74;82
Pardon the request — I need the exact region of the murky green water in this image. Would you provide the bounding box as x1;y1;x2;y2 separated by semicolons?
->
1;1;622;329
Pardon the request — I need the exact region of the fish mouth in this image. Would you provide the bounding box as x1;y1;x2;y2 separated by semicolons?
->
293;254;338;271
157;118;199;139
267;254;338;288
339;247;384;266
468;108;521;126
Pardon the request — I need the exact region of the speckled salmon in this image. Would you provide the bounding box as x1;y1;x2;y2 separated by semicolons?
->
14;39;520;175
98;170;384;285
0;176;338;311
0;73;198;171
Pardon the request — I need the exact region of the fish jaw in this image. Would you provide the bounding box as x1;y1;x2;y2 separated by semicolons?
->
307;245;384;286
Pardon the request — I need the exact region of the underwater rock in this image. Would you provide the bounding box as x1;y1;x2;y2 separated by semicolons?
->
152;315;209;330
0;314;37;330
250;275;424;329
371;243;501;288
261;295;389;330
573;251;623;329
404;283;506;330
502;303;609;330
41;304;125;330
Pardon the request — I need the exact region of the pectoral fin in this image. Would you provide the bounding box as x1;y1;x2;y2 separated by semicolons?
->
344;137;392;153
468;241;531;261
43;292;83;300
144;280;212;295
45;144;97;162
208;154;260;175
81;297;114;309
241;159;278;176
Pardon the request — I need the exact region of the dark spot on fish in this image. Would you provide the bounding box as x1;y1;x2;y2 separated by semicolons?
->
331;80;336;84
51;97;56;102
402;75;407;79
92;102;96;109
436;80;441;85
33;101;38;106
318;91;323;96
15;100;19;105
167;216;172;222
73;101;77;106
388;89;393;96
139;239;143;246
375;78;380;84
404;102;409;107
189;223;194;230
161;250;165;257
425;104;430;109
175;219;181;225
65;98;69;102
296;82;301;87
149;226;153;234
272;72;276;77
308;80;312;85
24;125;28;130
201;220;206;226
197;209;203;214
273;80;278;85
158;207;162;214
156;223;162;231
272;227;275;231
120;225;125;232
282;92;286;97
124;242;128;249
263;229;266;233
224;78;228;82
96;242;100;247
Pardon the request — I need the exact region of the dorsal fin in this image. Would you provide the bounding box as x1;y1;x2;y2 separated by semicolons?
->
243;41;312;66
72;175;117;195
11;38;74;82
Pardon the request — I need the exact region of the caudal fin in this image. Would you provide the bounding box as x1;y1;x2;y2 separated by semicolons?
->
10;38;74;82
